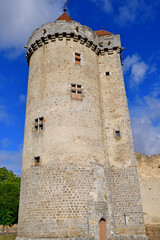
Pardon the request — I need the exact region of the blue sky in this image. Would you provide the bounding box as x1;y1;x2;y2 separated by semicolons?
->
0;0;160;175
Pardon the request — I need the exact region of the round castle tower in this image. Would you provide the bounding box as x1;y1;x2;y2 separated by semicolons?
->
17;11;148;240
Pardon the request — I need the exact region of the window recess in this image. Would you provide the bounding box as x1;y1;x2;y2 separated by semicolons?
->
75;53;81;65
105;71;110;76
71;84;82;100
114;130;121;138
34;156;40;167
34;117;44;135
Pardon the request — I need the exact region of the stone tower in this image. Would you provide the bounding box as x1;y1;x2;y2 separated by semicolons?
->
17;11;148;240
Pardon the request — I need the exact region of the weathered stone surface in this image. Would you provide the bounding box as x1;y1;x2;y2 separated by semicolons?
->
17;17;148;240
26;21;123;64
145;224;160;240
135;153;160;240
136;153;160;225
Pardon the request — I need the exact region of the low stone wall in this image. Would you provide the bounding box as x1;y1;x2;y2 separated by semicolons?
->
0;224;17;234
145;224;160;240
136;153;160;226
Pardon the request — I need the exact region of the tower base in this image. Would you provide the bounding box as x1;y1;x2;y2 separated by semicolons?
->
16;236;149;240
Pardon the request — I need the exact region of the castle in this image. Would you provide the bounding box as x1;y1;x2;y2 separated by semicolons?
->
17;10;149;240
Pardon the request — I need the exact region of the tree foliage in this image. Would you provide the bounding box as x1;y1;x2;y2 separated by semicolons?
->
0;167;21;226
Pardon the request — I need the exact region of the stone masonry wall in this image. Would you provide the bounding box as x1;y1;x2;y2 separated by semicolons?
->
22;39;104;171
136;153;160;225
17;19;148;240
145;224;160;240
98;49;147;238
18;163;100;238
18;38;109;239
15;153;160;239
136;153;160;240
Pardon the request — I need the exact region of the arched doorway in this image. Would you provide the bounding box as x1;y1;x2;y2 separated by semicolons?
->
99;218;106;240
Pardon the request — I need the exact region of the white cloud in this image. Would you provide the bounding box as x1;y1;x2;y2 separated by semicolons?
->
0;104;14;125
131;114;160;155
144;91;160;120
89;0;155;26
101;0;113;13
0;147;22;175
123;54;148;85
0;0;65;56
19;94;26;104
117;0;154;26
89;0;113;13
116;0;138;25
1;138;11;148
131;61;148;84
123;55;139;73
130;90;160;155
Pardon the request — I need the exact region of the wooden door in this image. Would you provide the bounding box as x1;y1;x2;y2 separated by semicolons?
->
99;219;106;240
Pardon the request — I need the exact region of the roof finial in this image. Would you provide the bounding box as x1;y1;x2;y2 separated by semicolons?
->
64;0;69;12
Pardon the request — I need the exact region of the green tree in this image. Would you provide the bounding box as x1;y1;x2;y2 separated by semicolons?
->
0;167;21;226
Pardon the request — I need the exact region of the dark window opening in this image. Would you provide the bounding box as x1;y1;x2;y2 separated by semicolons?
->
106;72;110;76
34;156;40;167
75;53;81;65
35;125;38;134
99;42;103;47
34;117;44;135
115;130;121;138
71;84;82;100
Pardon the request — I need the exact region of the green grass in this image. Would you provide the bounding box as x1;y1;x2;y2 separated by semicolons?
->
0;234;16;240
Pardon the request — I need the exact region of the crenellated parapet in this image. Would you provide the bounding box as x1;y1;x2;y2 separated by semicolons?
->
26;20;123;63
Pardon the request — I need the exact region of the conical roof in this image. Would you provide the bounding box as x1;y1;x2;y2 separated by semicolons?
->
94;29;112;36
56;12;73;22
56;13;112;36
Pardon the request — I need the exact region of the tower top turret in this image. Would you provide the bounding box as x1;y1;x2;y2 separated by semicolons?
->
94;29;112;36
55;12;73;22
26;10;123;64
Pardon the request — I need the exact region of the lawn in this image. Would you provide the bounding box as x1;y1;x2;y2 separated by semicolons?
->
0;235;16;240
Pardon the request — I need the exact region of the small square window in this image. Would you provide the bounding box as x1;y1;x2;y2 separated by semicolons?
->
106;72;110;76
71;84;82;100
115;130;121;138
34;156;40;167
34;117;44;135
75;53;81;65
